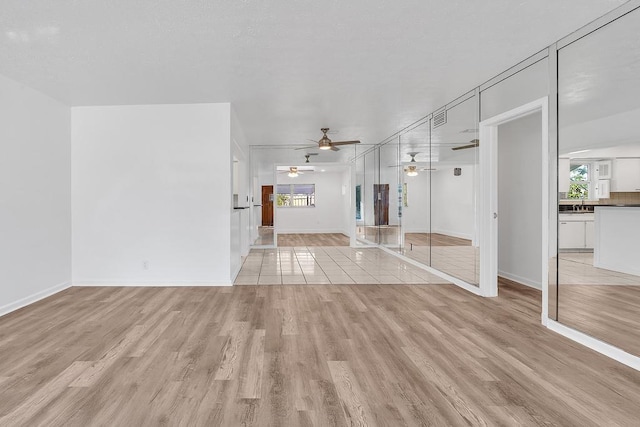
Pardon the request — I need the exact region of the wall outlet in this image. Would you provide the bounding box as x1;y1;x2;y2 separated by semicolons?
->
143;260;149;270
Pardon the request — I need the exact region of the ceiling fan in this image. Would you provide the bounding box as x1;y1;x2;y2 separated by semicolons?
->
451;139;479;151
278;166;314;177
388;153;435;176
304;153;319;163
296;128;360;151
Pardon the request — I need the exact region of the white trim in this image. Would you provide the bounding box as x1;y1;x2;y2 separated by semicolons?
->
0;281;71;318
547;319;640;371
498;271;541;290
479;49;549;93
379;246;484;296
557;1;640;49
479;97;549;324
73;281;233;287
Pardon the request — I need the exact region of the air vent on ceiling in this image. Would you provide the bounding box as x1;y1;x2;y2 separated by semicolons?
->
433;110;447;128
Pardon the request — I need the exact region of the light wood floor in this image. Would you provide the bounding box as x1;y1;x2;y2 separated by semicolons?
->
1;282;639;425
277;233;350;246
405;233;472;247
559;284;640;356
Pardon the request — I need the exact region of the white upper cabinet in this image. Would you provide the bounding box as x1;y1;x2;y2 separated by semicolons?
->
595;160;612;179
611;158;640;192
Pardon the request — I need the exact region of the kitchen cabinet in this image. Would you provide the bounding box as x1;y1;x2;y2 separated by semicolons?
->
585;220;594;248
595;160;612;179
594;207;640;276
596;179;610;199
559;214;594;249
559;158;570;193
611;158;640;192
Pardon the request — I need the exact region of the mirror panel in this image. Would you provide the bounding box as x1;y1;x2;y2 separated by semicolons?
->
399;120;432;266
430;96;480;285
378;140;402;248
557;8;640;356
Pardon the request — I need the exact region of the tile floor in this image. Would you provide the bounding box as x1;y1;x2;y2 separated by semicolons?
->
234;246;450;285
401;245;480;285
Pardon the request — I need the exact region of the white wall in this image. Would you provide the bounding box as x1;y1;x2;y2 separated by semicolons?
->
276;170;349;234
231;107;251;276
342;168;353;238
431;165;475;240
72;103;232;285
498;112;543;288
0;74;71;314
402;172;431;233
481;58;549;120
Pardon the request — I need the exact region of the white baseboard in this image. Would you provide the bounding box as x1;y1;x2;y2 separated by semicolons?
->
72;280;232;287
547;319;640;372
0;281;71;318
498;270;541;290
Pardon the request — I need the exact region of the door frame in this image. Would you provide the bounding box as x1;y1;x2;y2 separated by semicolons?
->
479;97;549;324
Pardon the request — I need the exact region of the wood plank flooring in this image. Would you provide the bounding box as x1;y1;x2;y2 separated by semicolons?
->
405;233;472;247
558;284;640;356
277;233;350;247
0;282;639;425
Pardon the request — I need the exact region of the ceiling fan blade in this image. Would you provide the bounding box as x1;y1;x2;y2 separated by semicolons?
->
295;145;319;150
330;146;340;151
330;140;360;146
451;141;479;151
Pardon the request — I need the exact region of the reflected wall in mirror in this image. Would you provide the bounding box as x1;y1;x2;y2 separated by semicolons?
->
399;120;432;266
557;7;640;356
356;149;380;245
429;95;479;285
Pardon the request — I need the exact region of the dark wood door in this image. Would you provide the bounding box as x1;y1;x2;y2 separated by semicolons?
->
374;184;389;226
261;185;273;226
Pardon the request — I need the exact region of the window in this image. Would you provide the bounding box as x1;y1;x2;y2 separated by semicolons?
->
277;184;315;207
568;163;590;199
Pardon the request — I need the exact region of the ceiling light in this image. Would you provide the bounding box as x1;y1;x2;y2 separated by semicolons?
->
288;166;298;177
406;165;418;177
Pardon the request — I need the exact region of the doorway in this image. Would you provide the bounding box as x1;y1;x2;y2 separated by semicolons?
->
479;97;549;323
261;185;273;226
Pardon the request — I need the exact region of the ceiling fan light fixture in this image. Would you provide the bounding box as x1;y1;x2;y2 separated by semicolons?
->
318;136;332;150
406;165;419;177
288;172;298;177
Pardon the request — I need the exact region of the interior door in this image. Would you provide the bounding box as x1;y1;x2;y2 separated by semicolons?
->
374;184;389;226
261;185;273;226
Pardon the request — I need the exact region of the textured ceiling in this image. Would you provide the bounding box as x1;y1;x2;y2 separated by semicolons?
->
0;0;627;148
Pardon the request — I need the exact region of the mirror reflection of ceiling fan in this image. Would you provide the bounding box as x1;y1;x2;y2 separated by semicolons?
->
304;153;318;163
451;139;479;151
389;152;436;176
278;166;315;177
296;128;360;151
